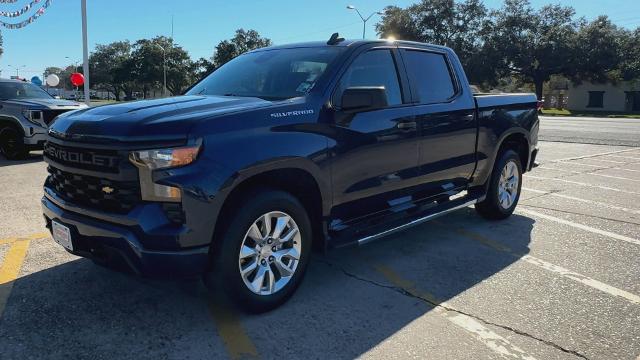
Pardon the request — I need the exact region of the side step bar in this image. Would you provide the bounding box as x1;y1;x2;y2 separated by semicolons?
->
357;199;478;246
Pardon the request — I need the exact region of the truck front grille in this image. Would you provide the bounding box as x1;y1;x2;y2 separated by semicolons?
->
46;166;140;214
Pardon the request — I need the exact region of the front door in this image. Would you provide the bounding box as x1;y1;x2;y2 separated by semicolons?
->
328;47;419;223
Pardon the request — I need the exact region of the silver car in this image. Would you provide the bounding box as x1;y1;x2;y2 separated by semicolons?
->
0;79;87;159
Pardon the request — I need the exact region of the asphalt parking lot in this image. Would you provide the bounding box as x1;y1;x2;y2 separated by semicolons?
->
1;138;639;359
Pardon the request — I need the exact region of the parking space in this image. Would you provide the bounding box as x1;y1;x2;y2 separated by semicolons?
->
1;141;639;359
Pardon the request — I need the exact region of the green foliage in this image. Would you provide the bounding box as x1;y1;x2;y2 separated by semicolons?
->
376;0;640;97
212;29;272;68
377;0;489;83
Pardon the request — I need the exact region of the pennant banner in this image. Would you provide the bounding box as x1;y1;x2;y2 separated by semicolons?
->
0;0;51;29
0;0;43;18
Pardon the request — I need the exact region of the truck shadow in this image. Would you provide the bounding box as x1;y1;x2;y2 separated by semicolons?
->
0;210;534;359
0;152;43;167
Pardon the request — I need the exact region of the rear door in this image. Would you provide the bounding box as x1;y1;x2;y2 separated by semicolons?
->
328;46;419;223
399;47;477;198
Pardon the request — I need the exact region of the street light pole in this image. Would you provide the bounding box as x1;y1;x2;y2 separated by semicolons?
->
81;0;90;106
347;5;383;39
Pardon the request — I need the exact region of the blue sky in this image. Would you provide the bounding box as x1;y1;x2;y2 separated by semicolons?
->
1;0;639;81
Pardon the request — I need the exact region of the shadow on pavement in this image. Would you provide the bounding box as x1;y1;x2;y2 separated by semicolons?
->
0;210;534;359
0;152;43;167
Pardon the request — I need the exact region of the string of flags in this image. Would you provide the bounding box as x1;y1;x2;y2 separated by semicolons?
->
0;0;44;18
0;0;51;29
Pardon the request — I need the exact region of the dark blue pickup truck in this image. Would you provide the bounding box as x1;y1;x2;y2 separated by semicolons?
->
42;35;538;312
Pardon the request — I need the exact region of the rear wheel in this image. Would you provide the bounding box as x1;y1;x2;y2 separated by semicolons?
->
475;149;522;220
204;189;312;313
0;125;28;160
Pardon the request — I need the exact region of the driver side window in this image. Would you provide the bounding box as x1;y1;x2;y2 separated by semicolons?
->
336;50;403;106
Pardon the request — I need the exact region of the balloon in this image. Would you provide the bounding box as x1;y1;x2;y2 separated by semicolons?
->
70;72;84;87
31;76;42;86
45;74;60;87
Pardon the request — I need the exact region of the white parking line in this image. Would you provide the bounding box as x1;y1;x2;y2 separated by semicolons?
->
375;265;538;360
518;208;640;247
451;227;640;305
522;255;640;305
548;148;640;163
521;187;640;215
613;167;640;173
536;166;640;182
576;158;626;164
526;175;640;195
605;155;640;161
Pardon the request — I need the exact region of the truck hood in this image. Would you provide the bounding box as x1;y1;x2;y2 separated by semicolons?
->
4;97;86;109
48;95;273;144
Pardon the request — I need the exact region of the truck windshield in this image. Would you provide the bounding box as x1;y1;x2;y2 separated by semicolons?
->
0;82;53;100
187;47;343;101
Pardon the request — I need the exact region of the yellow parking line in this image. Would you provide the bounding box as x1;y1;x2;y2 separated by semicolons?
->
0;239;31;318
374;264;537;360
0;232;49;246
208;294;258;360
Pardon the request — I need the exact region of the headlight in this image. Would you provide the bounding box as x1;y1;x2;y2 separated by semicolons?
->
129;144;201;202
22;109;44;125
129;145;200;170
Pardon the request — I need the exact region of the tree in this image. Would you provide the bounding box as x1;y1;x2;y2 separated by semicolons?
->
89;41;132;101
573;16;624;84
482;0;578;98
376;0;490;83
130;36;195;97
0;31;3;58
212;29;272;68
617;27;640;82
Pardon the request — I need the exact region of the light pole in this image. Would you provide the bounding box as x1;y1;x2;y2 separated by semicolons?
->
346;5;383;39
155;44;168;97
8;65;26;78
81;0;91;106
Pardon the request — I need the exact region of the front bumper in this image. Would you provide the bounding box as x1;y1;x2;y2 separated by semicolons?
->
23;129;47;148
42;191;210;278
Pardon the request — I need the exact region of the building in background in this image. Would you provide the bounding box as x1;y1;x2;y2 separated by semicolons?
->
567;81;640;113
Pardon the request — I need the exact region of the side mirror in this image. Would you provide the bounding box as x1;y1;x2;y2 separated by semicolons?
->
340;86;388;112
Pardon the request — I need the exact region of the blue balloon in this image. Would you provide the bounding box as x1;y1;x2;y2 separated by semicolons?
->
31;76;42;86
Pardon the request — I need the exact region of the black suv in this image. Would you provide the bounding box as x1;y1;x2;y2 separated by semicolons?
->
43;37;538;312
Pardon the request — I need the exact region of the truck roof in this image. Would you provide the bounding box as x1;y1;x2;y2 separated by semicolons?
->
249;39;453;53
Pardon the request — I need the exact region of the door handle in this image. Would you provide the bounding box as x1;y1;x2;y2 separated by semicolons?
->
396;121;417;131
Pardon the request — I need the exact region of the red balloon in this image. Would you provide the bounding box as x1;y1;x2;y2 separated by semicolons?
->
70;72;84;87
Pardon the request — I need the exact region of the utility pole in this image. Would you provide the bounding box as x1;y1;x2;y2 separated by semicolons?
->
81;0;90;106
156;44;168;97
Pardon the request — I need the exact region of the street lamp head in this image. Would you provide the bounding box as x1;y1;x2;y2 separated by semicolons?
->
377;11;384;15
347;5;355;9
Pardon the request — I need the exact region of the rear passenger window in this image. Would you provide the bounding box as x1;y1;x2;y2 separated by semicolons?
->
402;50;456;103
336;50;403;106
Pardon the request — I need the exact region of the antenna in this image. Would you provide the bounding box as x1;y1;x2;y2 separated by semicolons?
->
171;15;174;39
327;32;345;45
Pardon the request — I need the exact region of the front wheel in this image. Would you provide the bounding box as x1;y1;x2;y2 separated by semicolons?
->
204;189;312;313
0;126;28;160
475;149;523;220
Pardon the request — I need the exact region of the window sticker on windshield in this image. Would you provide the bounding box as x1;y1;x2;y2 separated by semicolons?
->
296;82;313;93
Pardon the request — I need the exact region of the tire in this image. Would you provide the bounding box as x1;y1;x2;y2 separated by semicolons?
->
204;189;312;313
0;125;28;160
475;149;523;220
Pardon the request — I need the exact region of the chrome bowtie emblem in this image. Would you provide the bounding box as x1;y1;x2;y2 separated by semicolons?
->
102;186;115;194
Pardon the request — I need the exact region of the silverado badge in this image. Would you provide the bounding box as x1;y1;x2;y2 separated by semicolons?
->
101;186;115;194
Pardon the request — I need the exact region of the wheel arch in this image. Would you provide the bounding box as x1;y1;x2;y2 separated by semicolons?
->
495;130;530;173
0;116;26;137
212;160;330;255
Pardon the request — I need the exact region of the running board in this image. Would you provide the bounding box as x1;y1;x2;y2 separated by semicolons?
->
357;199;478;246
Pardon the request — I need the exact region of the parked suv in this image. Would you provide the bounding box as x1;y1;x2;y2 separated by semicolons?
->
0;79;86;159
43;36;538;312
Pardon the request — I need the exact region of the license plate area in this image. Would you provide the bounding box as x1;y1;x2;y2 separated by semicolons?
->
52;221;73;251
